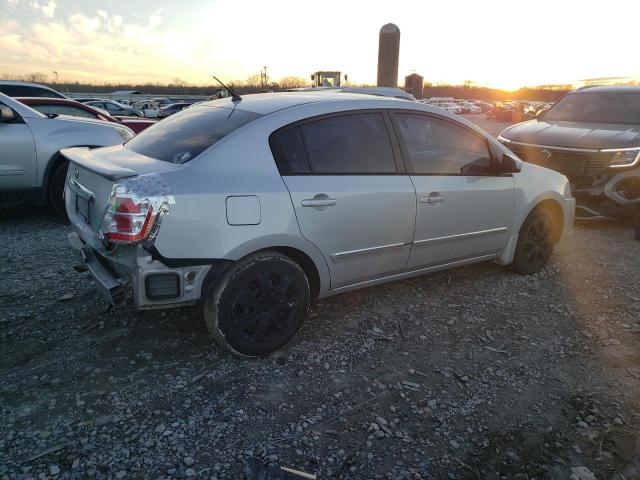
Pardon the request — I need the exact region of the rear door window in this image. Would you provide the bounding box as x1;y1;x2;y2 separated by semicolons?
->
275;112;396;174
301;113;396;173
125;106;261;163
270;112;397;174
270;127;310;173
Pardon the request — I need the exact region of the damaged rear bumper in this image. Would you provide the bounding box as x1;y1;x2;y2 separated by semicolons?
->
68;232;126;306
68;232;213;309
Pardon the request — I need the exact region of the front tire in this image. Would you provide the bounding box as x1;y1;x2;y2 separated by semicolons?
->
510;208;556;275
203;251;310;357
48;159;69;219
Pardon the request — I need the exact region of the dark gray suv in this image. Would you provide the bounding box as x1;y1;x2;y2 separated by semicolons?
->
498;86;640;219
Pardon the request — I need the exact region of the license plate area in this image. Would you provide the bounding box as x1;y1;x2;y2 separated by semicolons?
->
68;175;96;226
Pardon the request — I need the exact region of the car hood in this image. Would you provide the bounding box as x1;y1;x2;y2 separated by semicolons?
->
501;119;640;150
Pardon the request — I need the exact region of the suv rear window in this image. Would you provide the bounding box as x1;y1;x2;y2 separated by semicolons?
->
125;106;261;163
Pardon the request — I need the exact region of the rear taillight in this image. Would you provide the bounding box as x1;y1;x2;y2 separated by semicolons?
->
100;176;174;245
102;195;155;243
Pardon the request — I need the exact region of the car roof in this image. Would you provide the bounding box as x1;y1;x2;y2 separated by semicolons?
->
199;91;421;115
573;85;640;94
16;97;77;104
0;80;55;88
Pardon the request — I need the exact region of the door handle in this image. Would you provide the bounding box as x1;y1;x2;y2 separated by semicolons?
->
301;198;336;207
419;192;446;204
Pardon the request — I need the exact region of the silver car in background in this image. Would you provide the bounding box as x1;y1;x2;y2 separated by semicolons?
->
0;93;134;215
63;92;575;357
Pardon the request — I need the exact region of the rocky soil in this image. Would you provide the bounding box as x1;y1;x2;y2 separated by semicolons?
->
1;206;639;480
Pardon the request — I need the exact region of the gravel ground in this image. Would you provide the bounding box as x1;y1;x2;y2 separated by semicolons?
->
1;204;639;480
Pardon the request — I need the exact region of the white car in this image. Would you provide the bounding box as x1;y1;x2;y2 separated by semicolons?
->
434;102;463;114
457;101;482;114
64;92;575;357
0;93;134;215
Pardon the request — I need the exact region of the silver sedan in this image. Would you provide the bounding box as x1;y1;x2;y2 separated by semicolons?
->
63;92;575;357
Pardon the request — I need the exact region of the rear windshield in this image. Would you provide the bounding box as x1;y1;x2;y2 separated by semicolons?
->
543;92;640;124
125;106;261;163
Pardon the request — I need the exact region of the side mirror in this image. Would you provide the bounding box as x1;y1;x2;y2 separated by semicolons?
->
499;153;521;173
535;108;548;120
0;105;16;122
460;157;494;175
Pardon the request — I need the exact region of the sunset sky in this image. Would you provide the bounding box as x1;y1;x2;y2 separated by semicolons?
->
1;0;639;90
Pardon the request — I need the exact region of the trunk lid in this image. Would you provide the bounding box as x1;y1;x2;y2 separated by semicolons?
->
61;145;179;250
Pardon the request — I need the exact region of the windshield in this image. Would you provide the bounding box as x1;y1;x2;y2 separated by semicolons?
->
543;91;640;124
125;105;261;163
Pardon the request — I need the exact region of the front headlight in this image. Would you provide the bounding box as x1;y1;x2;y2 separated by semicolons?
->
115;127;135;142
604;147;640;168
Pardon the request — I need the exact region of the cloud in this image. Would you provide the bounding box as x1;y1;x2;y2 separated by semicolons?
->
30;0;56;18
147;8;162;30
0;8;200;84
41;0;55;17
69;13;101;36
31;0;57;18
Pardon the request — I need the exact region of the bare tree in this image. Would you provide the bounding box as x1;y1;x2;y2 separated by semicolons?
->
245;73;262;88
277;76;307;89
26;72;49;83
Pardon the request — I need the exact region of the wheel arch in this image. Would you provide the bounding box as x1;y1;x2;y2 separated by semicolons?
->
42;145;100;198
517;193;565;243
529;198;564;243
224;236;331;300
265;246;322;300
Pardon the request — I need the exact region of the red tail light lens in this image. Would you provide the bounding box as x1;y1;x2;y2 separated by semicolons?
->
102;195;155;244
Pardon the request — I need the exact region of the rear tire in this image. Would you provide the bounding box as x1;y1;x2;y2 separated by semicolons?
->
203;251;310;357
509;208;556;275
48;159;69;219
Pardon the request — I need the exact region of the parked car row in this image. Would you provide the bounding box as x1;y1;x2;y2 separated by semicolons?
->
420;97;488;114
16;97;155;133
487;100;554;121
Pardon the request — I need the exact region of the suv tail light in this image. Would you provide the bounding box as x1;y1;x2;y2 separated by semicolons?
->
102;195;155;243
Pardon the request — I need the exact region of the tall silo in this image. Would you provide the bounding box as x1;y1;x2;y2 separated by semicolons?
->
377;23;400;88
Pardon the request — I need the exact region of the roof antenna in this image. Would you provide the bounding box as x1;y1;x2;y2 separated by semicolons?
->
212;75;241;102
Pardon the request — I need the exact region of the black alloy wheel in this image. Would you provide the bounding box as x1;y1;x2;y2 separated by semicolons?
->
203;251;310;357
521;216;553;271
232;271;300;345
510;208;556;275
